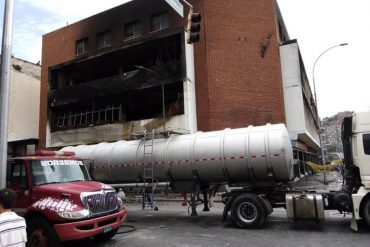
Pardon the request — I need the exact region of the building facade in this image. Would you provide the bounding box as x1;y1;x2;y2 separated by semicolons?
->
280;40;320;154
40;0;319;157
8;57;41;157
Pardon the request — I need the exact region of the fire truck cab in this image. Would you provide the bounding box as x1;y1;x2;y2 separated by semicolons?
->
6;150;127;246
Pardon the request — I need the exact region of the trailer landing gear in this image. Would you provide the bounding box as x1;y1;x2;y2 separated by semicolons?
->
190;193;198;216
202;190;210;212
183;190;211;216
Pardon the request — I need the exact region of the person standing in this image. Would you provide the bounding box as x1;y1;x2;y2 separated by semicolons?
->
0;189;27;247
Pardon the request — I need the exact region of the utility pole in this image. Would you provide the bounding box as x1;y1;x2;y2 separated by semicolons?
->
0;0;14;189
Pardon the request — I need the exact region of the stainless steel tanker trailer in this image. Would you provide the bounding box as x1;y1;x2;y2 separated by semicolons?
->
62;123;294;184
62;113;370;231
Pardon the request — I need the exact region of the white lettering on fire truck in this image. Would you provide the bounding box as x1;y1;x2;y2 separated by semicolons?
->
32;197;78;212
40;160;84;167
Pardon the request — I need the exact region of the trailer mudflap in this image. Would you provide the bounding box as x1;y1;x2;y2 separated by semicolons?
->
259;195;273;215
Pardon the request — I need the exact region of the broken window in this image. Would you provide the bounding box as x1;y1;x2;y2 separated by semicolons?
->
49;33;185;133
151;12;169;32
76;38;89;55
50;33;182;90
125;21;141;40
125;83;183;121
97;31;111;49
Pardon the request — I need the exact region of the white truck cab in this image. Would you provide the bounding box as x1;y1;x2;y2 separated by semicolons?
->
348;112;370;228
351;112;370;188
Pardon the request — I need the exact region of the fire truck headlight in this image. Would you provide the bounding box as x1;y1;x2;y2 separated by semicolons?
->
57;209;90;220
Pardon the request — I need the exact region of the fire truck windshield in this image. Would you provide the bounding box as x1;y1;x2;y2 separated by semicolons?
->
31;159;91;185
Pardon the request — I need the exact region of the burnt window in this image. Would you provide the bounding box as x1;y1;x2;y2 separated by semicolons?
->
76;38;89;55
151;12;169;32
125;21;141;39
97;31;111;49
364;134;370;155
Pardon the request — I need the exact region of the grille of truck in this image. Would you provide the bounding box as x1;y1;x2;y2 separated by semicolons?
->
82;191;118;216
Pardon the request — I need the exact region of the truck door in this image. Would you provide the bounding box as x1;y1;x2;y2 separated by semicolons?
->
6;160;31;214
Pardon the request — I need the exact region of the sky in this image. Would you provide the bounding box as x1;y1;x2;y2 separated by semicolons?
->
0;0;369;118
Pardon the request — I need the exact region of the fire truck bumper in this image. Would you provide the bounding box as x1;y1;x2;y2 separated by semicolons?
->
54;207;128;241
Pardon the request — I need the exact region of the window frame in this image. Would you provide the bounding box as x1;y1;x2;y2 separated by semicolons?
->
6;161;28;189
363;133;370;155
125;20;141;40
151;12;169;32
97;31;111;49
75;38;89;56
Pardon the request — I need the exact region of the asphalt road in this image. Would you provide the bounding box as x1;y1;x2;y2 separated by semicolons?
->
66;201;370;247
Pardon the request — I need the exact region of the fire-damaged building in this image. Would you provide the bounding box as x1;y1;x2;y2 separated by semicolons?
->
40;0;320;161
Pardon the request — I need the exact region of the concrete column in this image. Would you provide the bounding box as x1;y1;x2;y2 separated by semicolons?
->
183;33;197;133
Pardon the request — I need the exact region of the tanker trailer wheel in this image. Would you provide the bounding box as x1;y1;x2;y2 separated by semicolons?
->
27;217;61;247
362;197;370;227
231;194;266;229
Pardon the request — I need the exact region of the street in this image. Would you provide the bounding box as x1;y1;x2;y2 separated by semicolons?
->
66;201;370;247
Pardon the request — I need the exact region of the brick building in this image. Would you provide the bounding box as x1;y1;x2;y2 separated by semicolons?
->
40;0;319;157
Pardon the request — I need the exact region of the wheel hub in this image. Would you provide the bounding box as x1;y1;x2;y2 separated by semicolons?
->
237;202;257;223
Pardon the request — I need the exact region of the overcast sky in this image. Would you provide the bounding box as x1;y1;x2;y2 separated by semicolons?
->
0;0;369;118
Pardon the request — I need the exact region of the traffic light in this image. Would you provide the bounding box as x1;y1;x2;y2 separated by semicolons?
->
187;12;201;44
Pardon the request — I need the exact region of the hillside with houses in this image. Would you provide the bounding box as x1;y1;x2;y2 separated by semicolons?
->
322;111;353;154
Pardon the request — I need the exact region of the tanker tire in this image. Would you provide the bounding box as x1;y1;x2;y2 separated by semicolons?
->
94;227;119;241
231;194;266;229
362;197;370;227
27;217;61;247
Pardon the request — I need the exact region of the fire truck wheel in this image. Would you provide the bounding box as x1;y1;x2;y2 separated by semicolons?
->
362;197;370;227
230;193;266;229
27;217;61;247
94;227;119;241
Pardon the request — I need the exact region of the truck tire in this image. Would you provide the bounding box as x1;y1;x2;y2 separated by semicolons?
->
231;193;266;229
27;217;61;247
362;197;370;227
93;227;119;241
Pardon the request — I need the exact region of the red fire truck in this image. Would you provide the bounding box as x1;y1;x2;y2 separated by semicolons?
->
6;150;127;246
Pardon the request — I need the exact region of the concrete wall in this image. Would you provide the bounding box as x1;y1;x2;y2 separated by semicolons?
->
8;58;41;142
279;41;319;150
